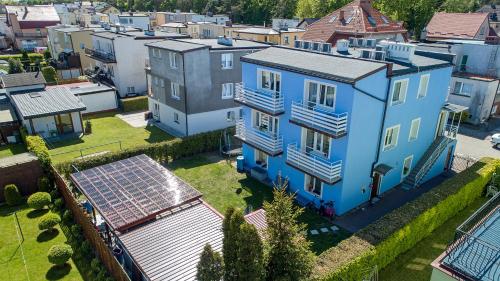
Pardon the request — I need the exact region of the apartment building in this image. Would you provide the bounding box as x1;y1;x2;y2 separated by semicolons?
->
109;13;151;30
186;22;225;39
5;5;61;50
236;39;465;215
85;29;188;97
233;27;305;47
156;11;229;26
146;37;269;136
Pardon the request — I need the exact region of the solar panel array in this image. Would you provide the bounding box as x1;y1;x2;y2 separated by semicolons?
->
71;154;202;232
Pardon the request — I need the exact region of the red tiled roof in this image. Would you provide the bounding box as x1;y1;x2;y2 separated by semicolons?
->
425;12;489;40
302;0;406;42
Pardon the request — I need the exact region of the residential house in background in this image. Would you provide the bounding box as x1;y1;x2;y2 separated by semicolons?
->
477;4;500;34
187;22;225;39
47;25;87;79
236;40;464;215
302;0;407;46
159;22;188;34
146;37;269;136
418;41;500;124
5;5;61;50
233;27;305;47
76;12;109;27
155;11;229;26
0;93;20;144
272;18;299;30
0;72;46;95
85;29;188;97
297;18;319;29
422;12;495;43
109;13;151;30
53;4;78;25
223;24;254;38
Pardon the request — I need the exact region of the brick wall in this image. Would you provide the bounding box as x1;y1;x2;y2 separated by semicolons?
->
0;156;43;202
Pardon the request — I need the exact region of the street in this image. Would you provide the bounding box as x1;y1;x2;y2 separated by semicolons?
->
455;118;500;159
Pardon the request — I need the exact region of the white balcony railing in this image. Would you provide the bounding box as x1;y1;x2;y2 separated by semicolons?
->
290;101;348;137
444;124;459;139
235;83;285;115
236;120;283;155
286;143;342;184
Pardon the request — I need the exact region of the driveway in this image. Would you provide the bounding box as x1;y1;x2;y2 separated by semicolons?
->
455;118;500;159
116;111;149;128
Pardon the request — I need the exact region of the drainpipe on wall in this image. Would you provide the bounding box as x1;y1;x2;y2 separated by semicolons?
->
370;76;392;175
181;53;188;137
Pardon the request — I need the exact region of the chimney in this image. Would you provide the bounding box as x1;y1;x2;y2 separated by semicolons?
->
339;10;345;21
359;0;372;11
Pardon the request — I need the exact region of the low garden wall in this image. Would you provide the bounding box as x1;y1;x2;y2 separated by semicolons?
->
0;153;43;202
313;157;500;281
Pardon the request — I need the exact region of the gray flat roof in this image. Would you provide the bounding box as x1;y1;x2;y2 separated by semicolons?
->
177;38;269;49
146;40;209;53
0;96;17;124
118;201;223;281
0;152;38;168
67;83;115;95
10;87;86;119
241;47;388;84
94;31;188;40
1;72;46;88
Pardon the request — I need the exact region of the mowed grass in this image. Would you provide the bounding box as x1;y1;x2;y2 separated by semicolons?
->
0;143;27;159
49;111;174;163
168;154;350;255
0;204;83;281
379;197;489;281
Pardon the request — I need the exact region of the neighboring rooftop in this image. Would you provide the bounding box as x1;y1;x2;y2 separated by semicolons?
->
160;22;187;28
424;12;490;40
177;38;270;49
1;72;46;89
65;82;115;95
298;18;320;27
10;87;86;119
477;4;500;22
94;30;189;40
236;27;279;35
0;95;17;124
244;209;267;237
5;5;60;28
0;152;38;168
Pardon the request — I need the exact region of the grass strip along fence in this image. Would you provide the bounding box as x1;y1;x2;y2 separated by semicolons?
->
312;157;500;281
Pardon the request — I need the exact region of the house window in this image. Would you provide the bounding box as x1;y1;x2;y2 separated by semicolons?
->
253;110;279;134
383;125;400;150
169;52;178;69
171;82;180;99
152;48;161;58
284;36;289;45
459;55;468;71
258;69;281;93
391;79;408;105
402;155;413;178
221;53;233;69
409;118;421;141
417;74;430;98
305;80;336;109
305;174;322;197
153;76;158;86
80;43;85;49
127;86;135;93
255;149;268;168
226;111;235;122
304;128;330;158
173;112;179;123
160;79;165;88
222;83;234;99
453;81;472;97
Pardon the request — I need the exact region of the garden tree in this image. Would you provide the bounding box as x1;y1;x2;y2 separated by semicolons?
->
296;0;315;18
4;184;22;206
47;244;73;265
235;223;264;281
196;244;224;281
38;213;62;232
20;50;31;70
272;0;298;18
8;58;24;74
41;66;58;84
441;0;481;12
43;49;52;61
193;0;210;13
222;207;244;280
38;176;52;192
264;187;315;281
28;192;52;210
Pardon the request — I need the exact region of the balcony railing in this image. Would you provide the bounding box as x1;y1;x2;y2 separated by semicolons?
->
84;48;116;63
235;120;283;156
14;32;47;38
290;101;348;138
234;83;285;115
286;143;342;184
444;124;459;139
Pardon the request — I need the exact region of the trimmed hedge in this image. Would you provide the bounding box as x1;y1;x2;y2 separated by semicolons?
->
0;53;44;63
39;213;61;231
26;135;51;171
4;184;23;206
47;244;73;265
120;96;148;112
38;176;52;192
313;158;500;280
28;192;51;210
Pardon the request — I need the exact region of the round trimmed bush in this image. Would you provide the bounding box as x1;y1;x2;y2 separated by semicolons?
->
4;184;22;206
38;176;52;192
28;192;51;210
47;244;73;265
62;209;73;223
53;198;64;210
38;213;61;231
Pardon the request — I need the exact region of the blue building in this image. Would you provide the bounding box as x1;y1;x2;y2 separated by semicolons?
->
235;39;466;215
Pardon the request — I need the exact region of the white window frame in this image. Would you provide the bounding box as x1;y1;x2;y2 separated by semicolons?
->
221;83;234;99
391;78;409;105
304;174;323;198
257;68;281;93
408;118;421;142
127;86;135;93
160;79;165;88
383;124;400;151
252;110;279;135
453;81;472;97
304;79;336;111
169;52;178;69
171;82;180;99
255;149;268;169
226;111;235;122
173;112;179;123
221;53;233;69
402;155;413;179
417;74;430;99
302;128;331;158
284;35;289;45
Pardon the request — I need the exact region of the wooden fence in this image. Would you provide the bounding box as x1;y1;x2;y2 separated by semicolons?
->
53;168;131;281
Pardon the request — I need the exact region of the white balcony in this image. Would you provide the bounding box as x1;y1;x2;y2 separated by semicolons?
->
290;101;348;138
444;124;459;139
286;143;342;184
234;83;285;115
235;120;283;156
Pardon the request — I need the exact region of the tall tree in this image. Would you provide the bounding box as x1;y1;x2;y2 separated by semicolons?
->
296;0;315;18
264;187;315;281
222;207;244;281
273;0;298;18
197;244;224;281
235;223;264;281
8;58;24;74
441;0;481;12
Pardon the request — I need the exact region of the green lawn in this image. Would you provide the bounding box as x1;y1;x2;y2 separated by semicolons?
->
379;197;489;281
49;112;174;163
0;204;84;281
0;143;27;159
168;154;350;255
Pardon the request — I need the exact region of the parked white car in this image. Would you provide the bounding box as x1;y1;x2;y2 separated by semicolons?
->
491;133;500;147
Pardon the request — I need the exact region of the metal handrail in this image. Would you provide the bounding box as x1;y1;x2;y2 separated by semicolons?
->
287;142;342;182
413;137;452;188
235;120;283;153
291;101;348;136
235;83;284;113
84;47;116;62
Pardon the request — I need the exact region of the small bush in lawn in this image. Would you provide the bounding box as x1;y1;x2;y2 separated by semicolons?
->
28;192;51;210
62;209;73;223
38;213;61;232
38;176;52;192
48;244;73;265
4;184;22;206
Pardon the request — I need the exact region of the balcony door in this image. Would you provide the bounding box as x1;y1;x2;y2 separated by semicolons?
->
258;69;281;94
55;113;74;135
253;110;279;135
303;128;330;158
305;80;336;111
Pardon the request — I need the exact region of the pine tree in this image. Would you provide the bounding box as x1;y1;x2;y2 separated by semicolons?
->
264;187;315;281
236;223;264;281
197;244;224;281
222;207;244;281
8;58;24;74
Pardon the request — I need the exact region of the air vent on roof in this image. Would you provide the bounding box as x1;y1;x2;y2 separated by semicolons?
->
144;30;155;36
366;38;376;48
380;40;416;62
217;36;233;46
294;40;303;49
321;43;332;53
337;39;349;52
348;37;355;47
312;42;320;51
29;92;41;98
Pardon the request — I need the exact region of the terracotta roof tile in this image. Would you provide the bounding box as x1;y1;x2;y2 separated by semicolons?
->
425;12;489;40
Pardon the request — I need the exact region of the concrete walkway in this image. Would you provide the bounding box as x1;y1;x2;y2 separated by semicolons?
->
334;174;451;233
116;111;149;128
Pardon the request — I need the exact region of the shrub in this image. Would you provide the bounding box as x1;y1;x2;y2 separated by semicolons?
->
44;49;51;61
314;158;500;280
121;96;148;112
85;120;92;134
62;209;73;222
91;257;102;273
8;58;24;74
38;213;61;231
28;192;51;210
53;198;64;210
4;184;23;206
70;224;82;239
50;189;60;200
38;176;52;192
48;244;73;265
41;66;57;84
79;240;93;258
26;135;51;172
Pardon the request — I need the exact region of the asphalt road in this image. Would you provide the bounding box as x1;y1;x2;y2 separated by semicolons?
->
455;120;500;159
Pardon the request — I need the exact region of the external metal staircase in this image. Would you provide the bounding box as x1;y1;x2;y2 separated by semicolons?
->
402;135;453;190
